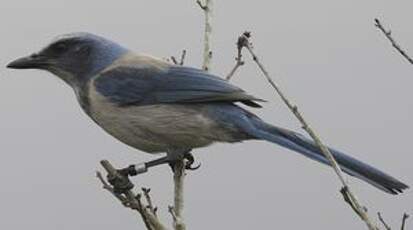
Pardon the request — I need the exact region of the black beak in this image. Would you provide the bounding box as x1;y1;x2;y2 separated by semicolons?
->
7;53;49;69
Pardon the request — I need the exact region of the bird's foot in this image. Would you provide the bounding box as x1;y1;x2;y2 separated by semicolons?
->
107;163;148;193
183;152;201;171
107;152;200;188
107;167;135;194
168;152;201;171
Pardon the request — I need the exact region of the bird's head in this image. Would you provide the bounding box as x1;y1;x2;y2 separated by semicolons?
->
7;32;128;87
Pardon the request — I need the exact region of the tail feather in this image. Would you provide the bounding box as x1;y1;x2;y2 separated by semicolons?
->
248;119;409;195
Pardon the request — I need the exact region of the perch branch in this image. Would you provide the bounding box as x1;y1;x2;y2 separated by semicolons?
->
374;18;413;65
170;159;186;230
230;31;379;230
197;0;213;71
97;160;168;230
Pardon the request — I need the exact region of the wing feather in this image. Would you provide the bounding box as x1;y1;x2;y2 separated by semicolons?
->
94;64;264;107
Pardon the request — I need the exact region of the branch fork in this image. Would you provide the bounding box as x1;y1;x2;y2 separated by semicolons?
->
196;0;208;10
226;32;250;80
97;159;188;230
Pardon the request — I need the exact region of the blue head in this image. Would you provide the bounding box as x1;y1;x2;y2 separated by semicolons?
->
7;32;128;88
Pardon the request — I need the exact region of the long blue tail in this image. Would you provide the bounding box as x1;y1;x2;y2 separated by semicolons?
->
247;118;409;194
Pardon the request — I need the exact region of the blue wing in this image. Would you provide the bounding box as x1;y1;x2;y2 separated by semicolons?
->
94;64;264;107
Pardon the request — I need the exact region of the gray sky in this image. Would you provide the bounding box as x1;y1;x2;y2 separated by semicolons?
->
1;0;412;229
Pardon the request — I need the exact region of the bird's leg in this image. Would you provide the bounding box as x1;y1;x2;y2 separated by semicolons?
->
107;156;170;192
117;156;171;177
109;152;201;191
108;152;202;192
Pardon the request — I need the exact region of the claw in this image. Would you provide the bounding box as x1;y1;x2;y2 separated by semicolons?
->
168;152;202;171
184;152;201;171
185;161;201;170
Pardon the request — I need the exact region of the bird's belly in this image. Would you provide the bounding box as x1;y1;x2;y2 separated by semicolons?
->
91;109;170;153
88;98;237;153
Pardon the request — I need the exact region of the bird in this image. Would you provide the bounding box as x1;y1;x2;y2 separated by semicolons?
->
7;32;408;194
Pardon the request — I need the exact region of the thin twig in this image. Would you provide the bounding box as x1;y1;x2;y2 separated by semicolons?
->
179;50;187;65
132;193;165;230
96;171;130;207
378;212;392;230
232;32;379;230
171;50;187;66
171;56;178;65
136;194;155;230
197;0;213;71
168;205;178;222
374;18;413;65
196;0;206;10
226;32;248;80
401;213;409;230
142;187;157;216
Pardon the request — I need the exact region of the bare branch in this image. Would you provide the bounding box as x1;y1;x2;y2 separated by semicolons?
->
98;160;168;230
179;50;187;66
401;213;410;230
226;32;248;80
172;160;186;230
197;0;213;71
196;0;206;10
340;187;367;220
142;187;157;217
136;194;156;230
378;212;392;230
170;56;178;65
97;159;188;230
171;50;187;66
96;171;130;207
231;32;379;230
168;205;178;222
374;18;413;65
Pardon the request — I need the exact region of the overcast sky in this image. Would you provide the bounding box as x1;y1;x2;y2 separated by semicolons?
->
1;0;412;229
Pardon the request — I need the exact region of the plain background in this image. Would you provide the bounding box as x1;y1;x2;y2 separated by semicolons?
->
1;0;412;229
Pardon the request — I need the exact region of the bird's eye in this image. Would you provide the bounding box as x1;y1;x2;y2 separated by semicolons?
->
53;42;69;53
74;45;88;53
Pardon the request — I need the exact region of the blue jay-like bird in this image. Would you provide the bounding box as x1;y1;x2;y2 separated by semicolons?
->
7;33;408;194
